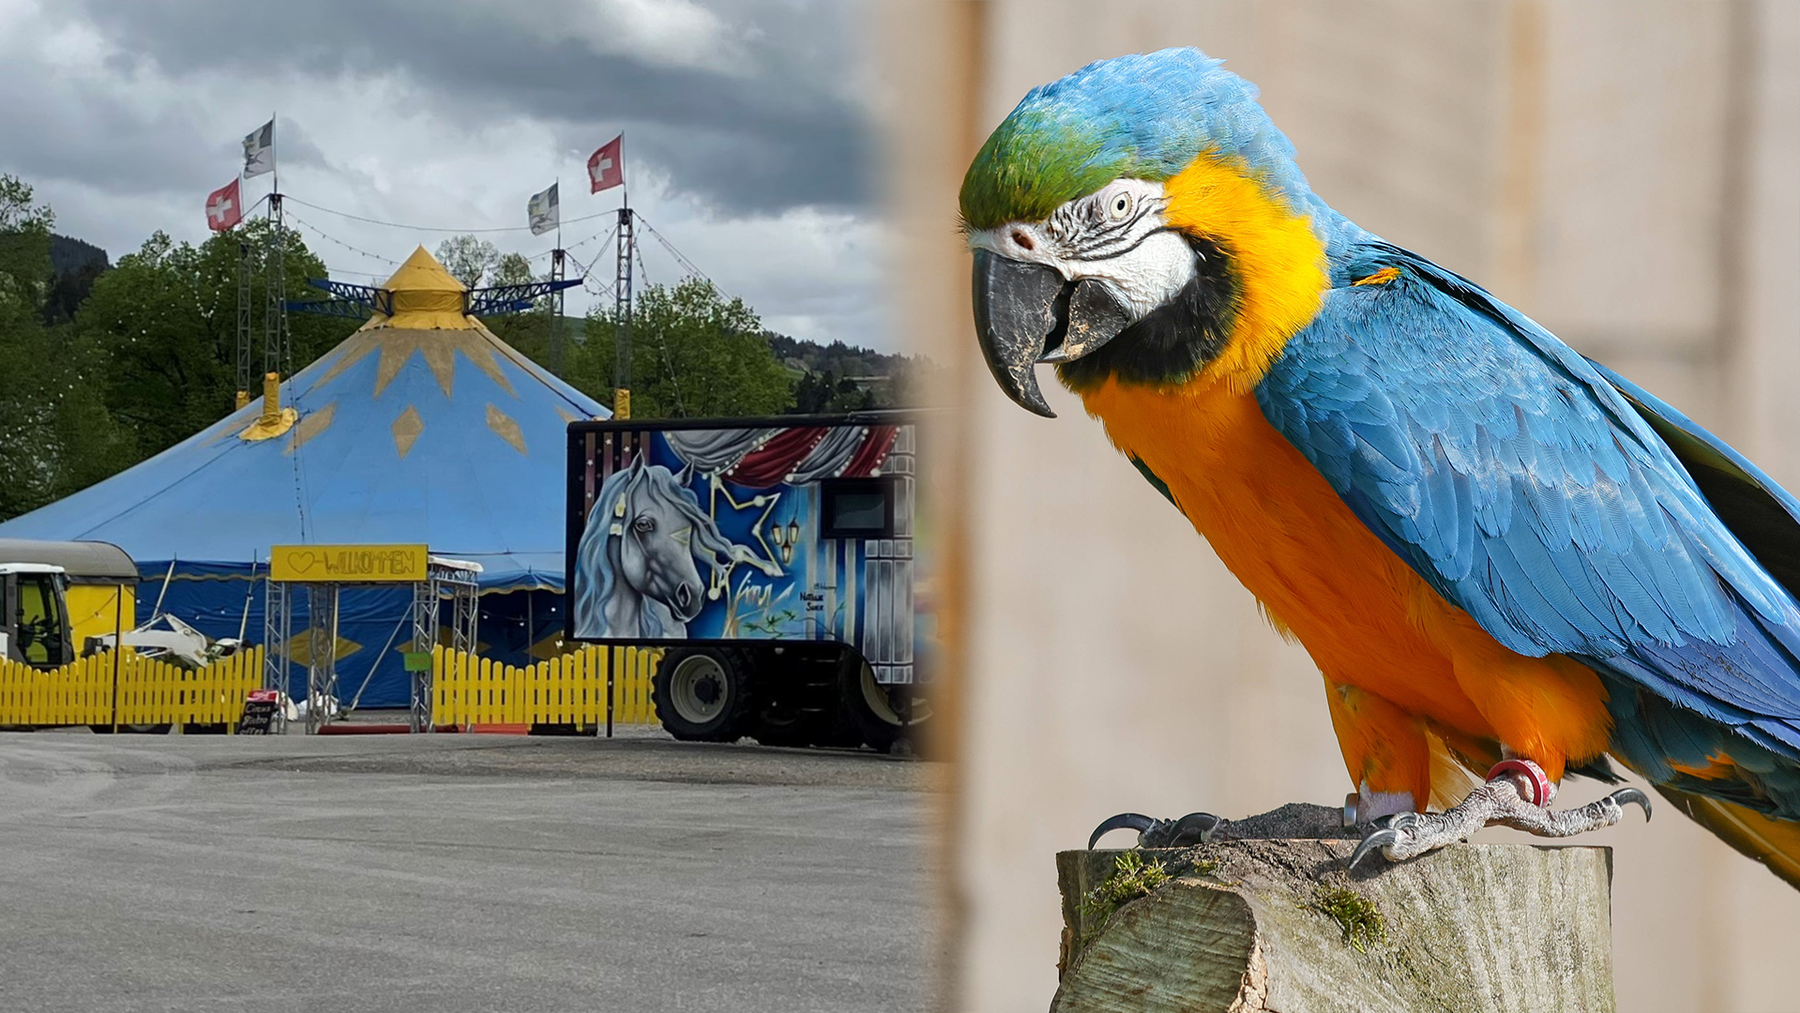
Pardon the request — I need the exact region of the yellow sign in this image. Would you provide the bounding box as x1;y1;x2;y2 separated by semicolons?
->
269;544;428;583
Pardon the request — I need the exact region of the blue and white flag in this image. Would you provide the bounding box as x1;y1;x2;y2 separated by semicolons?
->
242;119;275;179
527;182;559;236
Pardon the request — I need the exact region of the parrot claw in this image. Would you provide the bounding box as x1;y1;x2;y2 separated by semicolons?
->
1346;773;1658;872
1610;786;1653;822
1155;812;1222;847
1088;811;1221;850
1088;813;1156;849
1349;827;1402;868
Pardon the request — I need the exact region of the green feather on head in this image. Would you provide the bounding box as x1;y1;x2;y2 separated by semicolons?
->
958;48;1322;234
960;109;1143;231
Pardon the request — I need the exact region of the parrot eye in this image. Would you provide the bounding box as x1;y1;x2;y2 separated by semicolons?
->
1108;191;1132;221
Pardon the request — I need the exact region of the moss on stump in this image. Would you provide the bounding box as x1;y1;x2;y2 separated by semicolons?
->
1054;839;1614;1013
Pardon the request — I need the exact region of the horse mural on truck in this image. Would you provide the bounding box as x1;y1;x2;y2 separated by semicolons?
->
567;414;930;688
567;412;934;751
573;458;739;639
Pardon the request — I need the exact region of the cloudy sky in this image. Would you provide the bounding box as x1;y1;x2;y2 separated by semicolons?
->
0;0;888;347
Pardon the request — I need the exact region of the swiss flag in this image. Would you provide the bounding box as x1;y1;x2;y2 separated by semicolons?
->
205;178;243;232
587;134;623;193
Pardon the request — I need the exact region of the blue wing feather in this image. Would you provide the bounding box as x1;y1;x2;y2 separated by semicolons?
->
1257;243;1800;817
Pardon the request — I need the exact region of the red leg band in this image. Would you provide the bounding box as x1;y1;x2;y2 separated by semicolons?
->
1488;758;1552;807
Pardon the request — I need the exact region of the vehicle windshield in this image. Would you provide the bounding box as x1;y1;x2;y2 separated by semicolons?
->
15;573;67;666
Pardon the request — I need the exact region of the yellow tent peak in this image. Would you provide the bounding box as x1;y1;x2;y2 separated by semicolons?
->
366;245;476;330
383;246;466;294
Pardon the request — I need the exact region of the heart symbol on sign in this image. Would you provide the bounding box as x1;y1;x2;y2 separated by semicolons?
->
289;550;319;573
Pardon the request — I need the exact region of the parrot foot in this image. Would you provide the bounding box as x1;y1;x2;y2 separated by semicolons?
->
1089;802;1365;849
1349;763;1652;869
1088;811;1221;849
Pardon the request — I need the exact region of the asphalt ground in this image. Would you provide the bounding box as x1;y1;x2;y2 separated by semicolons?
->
0;730;944;1013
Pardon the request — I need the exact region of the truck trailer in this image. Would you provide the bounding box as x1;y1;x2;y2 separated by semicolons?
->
566;411;933;752
0;538;138;669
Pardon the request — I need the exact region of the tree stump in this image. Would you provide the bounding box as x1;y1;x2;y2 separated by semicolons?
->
1054;805;1615;1013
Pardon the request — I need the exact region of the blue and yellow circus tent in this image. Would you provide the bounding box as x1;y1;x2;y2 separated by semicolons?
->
0;247;607;705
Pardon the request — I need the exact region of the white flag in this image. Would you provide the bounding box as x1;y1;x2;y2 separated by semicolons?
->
243;119;275;179
527;182;559;236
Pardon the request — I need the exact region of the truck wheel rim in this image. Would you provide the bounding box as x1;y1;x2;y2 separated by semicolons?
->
860;662;902;726
670;655;729;725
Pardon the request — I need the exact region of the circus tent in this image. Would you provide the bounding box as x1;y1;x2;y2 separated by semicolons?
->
0;247;607;705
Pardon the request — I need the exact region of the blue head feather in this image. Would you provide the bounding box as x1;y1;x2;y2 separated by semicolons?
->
961;47;1356;252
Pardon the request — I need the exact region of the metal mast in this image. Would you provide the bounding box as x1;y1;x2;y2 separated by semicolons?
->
262;115;287;390
235;237;252;409
613;203;634;419
550;247;566;375
264;191;287;386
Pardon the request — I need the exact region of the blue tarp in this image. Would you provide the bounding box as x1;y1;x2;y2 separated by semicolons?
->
146;579;566;705
0;248;606;705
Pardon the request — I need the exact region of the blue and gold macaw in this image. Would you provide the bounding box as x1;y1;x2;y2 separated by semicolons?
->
963;48;1800;882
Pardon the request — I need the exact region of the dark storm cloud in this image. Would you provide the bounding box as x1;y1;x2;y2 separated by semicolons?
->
0;68;216;197
58;0;869;216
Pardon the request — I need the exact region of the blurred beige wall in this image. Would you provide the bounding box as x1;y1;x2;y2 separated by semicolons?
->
881;2;1800;1011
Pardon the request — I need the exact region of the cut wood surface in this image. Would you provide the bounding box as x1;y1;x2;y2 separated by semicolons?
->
1054;810;1614;1013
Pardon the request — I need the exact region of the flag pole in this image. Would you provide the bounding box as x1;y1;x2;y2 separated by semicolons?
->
263;111;287;391
613;133;633;421
553;176;565;374
235;152;253;409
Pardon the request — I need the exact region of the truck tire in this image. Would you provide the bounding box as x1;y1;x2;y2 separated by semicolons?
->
749;649;840;748
750;704;820;748
837;653;925;754
654;647;754;742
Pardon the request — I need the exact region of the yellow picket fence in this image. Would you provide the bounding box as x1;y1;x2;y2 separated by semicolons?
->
0;647;264;728
431;645;661;727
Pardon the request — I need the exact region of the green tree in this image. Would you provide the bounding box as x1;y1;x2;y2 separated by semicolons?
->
490;251;535;288
479;252;576;372
0;177;132;522
435;234;500;290
43;257;106;326
790;369;877;414
0;174;52;311
0;268;56;519
765;332;936;409
74;219;336;459
572;278;794;418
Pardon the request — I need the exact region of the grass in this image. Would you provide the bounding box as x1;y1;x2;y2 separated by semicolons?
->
1077;852;1172;940
1071;851;1220;957
1313;886;1387;953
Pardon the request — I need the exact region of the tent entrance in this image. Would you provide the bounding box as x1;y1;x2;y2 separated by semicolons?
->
265;546;480;732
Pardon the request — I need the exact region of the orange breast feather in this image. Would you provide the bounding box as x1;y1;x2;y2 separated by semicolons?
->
1081;375;1614;795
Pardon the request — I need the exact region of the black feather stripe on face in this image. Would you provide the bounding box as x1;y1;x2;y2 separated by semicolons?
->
1056;234;1240;392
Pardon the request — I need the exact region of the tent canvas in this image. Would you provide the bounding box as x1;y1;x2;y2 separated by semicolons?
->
0;247;607;704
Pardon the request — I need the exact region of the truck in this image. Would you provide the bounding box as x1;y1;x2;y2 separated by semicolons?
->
0;538;139;670
0;538;243;704
565;411;933;752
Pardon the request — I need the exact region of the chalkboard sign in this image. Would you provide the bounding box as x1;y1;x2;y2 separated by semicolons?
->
239;689;282;735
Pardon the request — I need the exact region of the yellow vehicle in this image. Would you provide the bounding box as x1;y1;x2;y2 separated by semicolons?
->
0;539;136;670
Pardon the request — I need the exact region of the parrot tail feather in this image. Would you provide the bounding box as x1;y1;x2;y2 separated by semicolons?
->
1654;785;1800;889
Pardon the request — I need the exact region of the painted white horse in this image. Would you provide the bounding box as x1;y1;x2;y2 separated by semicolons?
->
573;458;737;638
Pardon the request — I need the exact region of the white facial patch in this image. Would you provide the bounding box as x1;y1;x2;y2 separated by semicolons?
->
1098;230;1196;319
967;178;1197;325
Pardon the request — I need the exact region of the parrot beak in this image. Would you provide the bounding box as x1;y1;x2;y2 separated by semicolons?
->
972;249;1134;418
1033;279;1132;366
972;249;1061;417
